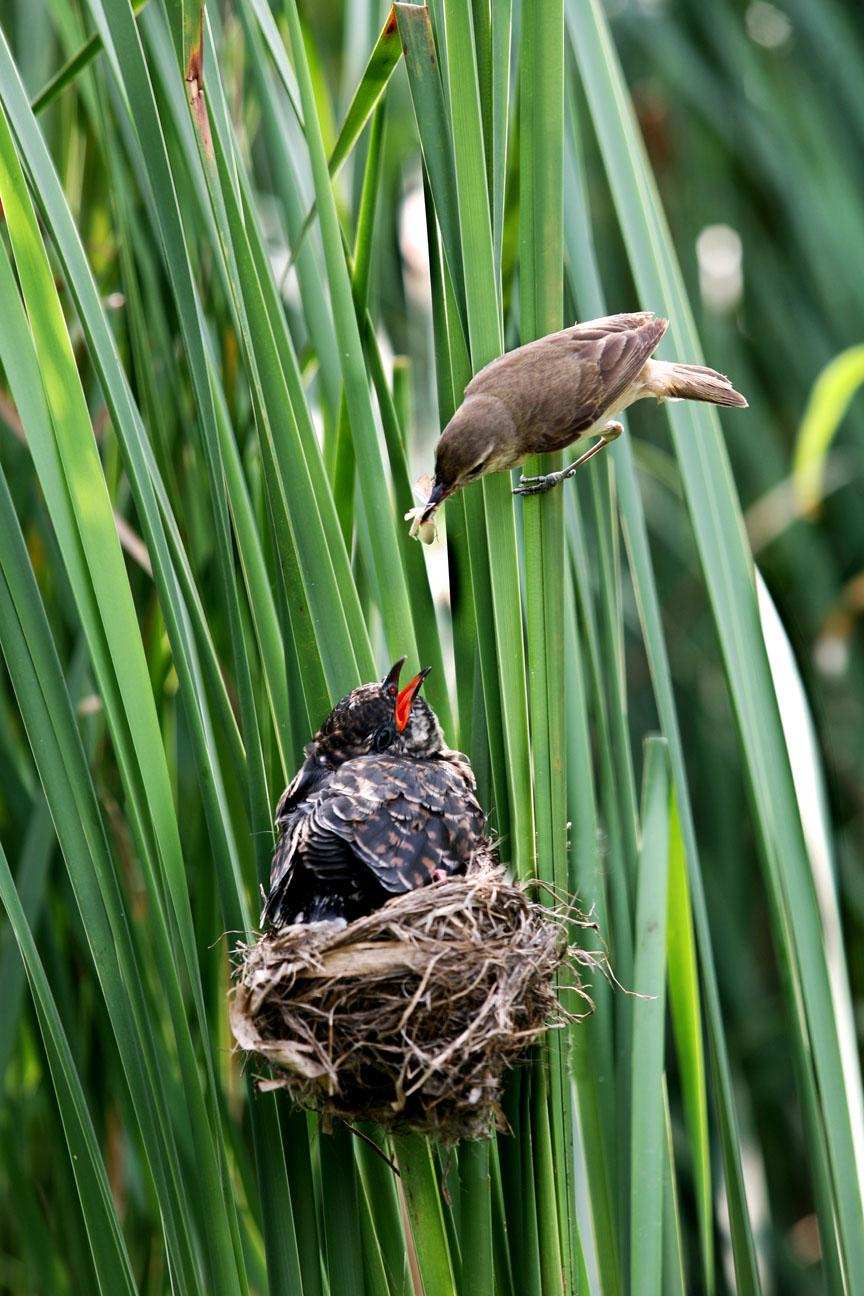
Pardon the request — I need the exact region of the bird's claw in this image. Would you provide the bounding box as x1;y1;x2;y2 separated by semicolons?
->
513;473;559;496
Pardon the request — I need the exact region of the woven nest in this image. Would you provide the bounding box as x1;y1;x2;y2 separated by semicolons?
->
230;861;598;1141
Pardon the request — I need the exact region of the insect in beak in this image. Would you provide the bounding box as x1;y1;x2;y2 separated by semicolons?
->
419;481;446;524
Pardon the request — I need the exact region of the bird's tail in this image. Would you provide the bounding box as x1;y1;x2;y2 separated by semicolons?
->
648;360;748;408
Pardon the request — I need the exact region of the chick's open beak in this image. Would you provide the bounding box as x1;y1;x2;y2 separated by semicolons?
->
395;666;431;731
381;657;405;693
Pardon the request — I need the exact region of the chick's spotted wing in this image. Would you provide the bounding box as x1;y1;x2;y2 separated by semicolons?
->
309;755;487;894
261;781;358;926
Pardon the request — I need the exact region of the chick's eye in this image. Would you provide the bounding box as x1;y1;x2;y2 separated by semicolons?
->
373;725;394;752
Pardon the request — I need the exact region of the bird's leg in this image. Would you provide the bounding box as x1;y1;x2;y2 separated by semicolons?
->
513;421;623;495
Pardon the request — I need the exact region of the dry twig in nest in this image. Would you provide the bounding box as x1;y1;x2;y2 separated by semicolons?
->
230;862;600;1141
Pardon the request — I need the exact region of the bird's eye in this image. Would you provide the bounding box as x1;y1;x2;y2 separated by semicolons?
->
373;725;394;752
385;683;397;699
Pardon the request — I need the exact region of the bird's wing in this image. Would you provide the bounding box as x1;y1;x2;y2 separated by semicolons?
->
464;313;668;451
273;751;327;824
261;812;303;925
558;313;669;415
311;756;487;894
261;783;359;925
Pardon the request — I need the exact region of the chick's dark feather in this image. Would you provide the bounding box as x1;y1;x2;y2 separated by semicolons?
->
263;752;487;927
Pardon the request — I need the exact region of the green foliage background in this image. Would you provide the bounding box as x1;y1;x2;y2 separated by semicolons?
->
0;1;862;1294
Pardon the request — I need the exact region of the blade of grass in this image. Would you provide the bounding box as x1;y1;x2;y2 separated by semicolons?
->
490;0;512;278
319;1129;366;1296
567;492;636;1261
97;0;272;892
666;792;714;1293
379;325;454;737
0;105;248;1289
31;0;150;114
630;738;670;1296
518;3;573;1291
661;1081;687;1296
355;1128;410;1295
460;1141;493;1296
239;10;341;416
0;842;137;1296
211;361;294;781
0;37;304;1285
357;318;454;730
564;577;621;1296
142;1;369;700
792;345;864;514
393;1134;458;1296
0;803;53;1073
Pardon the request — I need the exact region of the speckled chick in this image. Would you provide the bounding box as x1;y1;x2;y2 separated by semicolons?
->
261;660;488;928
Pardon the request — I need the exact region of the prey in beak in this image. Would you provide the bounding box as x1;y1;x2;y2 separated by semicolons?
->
395;666;431;731
405;476;448;544
419;481;446;524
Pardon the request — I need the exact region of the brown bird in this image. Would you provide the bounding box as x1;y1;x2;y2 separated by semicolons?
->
414;312;747;525
261;659;487;928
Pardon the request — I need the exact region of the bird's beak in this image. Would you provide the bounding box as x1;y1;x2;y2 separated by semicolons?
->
419;480;447;524
382;657;406;692
395;666;431;731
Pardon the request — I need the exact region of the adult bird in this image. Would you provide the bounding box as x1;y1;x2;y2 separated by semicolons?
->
261;660;488;928
411;312;746;531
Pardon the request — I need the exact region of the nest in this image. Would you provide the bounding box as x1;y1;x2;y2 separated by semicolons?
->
230;862;598;1141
